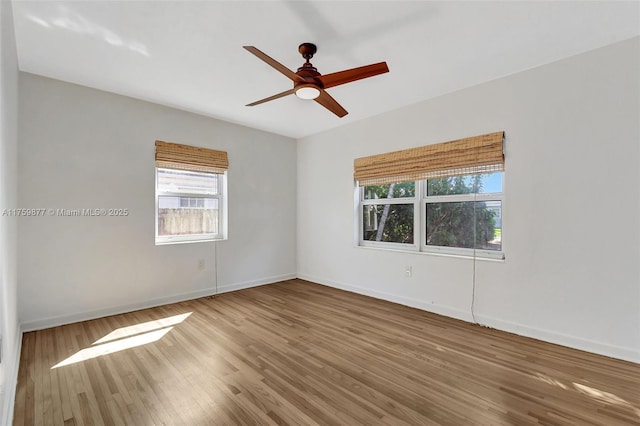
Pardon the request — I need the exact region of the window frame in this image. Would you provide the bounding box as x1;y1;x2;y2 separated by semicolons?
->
356;173;504;259
155;167;228;245
358;184;420;251
421;174;504;259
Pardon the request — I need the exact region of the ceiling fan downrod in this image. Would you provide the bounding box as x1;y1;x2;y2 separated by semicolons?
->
298;42;317;71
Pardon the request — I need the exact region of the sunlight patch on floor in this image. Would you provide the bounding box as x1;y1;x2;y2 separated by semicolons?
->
94;312;192;344
51;312;192;369
533;373;640;418
52;327;172;368
573;382;640;418
533;373;568;389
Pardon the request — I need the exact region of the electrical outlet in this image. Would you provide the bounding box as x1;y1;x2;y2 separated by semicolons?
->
198;259;205;270
404;266;412;277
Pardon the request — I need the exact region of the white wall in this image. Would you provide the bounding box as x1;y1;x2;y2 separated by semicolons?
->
18;73;297;329
0;0;21;423
297;37;640;363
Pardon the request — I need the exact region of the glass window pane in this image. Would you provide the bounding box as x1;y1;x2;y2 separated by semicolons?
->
427;172;502;196
426;201;501;251
482;201;502;249
158;196;219;236
363;181;415;199
363;204;414;244
157;169;218;195
476;172;503;194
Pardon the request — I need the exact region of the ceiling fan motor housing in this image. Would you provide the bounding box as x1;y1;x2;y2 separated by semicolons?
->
295;68;322;88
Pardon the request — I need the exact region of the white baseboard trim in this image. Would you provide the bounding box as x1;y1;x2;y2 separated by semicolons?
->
297;273;473;323
21;272;297;333
297;273;640;364
473;313;640;364
17;272;640;364
216;273;296;294
1;327;23;426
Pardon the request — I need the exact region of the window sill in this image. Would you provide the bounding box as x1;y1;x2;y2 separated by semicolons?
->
155;237;226;246
354;244;505;262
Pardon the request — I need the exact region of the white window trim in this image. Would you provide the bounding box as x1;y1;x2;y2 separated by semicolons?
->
355;174;505;260
421;178;504;259
155;168;228;245
358;183;420;251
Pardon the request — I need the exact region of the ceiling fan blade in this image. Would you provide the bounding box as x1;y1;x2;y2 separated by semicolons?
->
318;62;389;89
314;89;348;117
243;46;303;82
246;88;296;106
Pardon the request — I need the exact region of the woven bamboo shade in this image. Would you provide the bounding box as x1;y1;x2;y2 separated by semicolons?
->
155;140;228;174
354;131;504;186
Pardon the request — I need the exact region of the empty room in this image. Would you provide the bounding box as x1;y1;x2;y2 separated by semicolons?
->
1;1;639;425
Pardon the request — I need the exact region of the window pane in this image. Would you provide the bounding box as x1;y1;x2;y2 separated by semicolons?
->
363;204;414;244
477;172;503;194
158;196;219;236
426;201;501;250
157;168;218;195
363;181;415;199
427;172;502;196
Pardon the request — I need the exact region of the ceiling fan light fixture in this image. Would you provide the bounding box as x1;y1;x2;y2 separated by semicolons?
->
295;85;320;100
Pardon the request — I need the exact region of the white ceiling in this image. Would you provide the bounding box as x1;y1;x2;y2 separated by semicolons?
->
11;1;640;139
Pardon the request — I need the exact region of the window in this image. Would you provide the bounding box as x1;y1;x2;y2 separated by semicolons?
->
155;141;228;244
156;168;224;243
360;181;418;247
355;132;504;259
423;172;503;257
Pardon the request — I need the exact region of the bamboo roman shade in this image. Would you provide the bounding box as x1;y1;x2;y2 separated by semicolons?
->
155;140;228;174
354;131;504;186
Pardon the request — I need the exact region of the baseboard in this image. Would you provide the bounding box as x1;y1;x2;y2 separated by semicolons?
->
1;327;22;426
297;273;640;364
217;273;296;294
18;272;640;364
474;313;640;364
297;273;473;323
20;272;297;333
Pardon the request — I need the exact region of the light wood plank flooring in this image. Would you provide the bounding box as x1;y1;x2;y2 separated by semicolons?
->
13;279;640;425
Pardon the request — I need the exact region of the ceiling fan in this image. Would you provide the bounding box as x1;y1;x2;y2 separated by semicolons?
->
243;43;389;117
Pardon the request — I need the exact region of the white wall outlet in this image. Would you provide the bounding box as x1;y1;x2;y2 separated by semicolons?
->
404;266;412;277
198;259;205;270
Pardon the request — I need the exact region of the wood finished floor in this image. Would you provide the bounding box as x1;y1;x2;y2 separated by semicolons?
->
13;279;640;425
